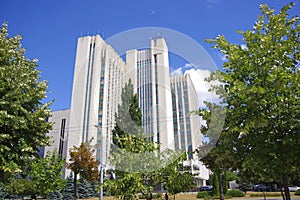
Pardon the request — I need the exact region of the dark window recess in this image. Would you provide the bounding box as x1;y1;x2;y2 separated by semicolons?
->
58;118;66;159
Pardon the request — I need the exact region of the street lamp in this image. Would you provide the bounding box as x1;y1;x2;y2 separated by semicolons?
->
95;125;104;200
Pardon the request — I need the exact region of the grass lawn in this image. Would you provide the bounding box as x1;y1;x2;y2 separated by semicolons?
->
81;193;199;200
80;191;297;200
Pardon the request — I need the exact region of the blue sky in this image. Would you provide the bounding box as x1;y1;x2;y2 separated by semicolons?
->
1;0;299;110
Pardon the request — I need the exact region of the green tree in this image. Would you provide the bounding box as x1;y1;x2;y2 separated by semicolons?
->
77;178;97;199
196;104;232;200
108;80;159;200
66;140;100;200
205;3;299;200
162;154;194;200
29;150;66;198
212;173;219;196
0;22;52;181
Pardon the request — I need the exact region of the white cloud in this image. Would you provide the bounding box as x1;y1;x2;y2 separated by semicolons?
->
170;63;221;108
218;53;227;61
184;68;220;108
241;44;248;50
170;67;183;76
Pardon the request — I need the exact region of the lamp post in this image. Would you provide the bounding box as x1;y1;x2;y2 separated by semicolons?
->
100;129;104;200
99;162;104;200
95;125;104;200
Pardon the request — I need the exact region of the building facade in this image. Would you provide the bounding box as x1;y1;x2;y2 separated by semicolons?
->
67;35;126;171
170;74;209;186
170;74;202;159
45;34;208;184
126;38;174;151
44;109;70;178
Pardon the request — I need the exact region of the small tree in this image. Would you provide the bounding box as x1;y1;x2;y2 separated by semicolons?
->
61;174;76;200
162;154;194;200
29;150;66;198
66;140;99;200
77;178;96;199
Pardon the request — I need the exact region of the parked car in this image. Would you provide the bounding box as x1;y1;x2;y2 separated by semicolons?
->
288;186;300;192
199;185;213;191
239;184;254;192
253;184;276;192
253;184;267;192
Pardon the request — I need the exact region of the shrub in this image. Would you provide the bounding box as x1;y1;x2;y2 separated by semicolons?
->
139;193;162;199
250;192;281;197
295;189;300;196
197;191;211;198
226;189;245;197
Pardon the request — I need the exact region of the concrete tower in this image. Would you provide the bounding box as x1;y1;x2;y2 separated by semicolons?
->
126;38;174;151
67;35;126;170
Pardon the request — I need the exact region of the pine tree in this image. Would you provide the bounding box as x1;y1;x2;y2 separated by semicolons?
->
61;174;77;200
77;178;95;199
47;190;63;200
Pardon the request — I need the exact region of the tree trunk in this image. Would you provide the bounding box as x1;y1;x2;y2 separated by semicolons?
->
174;193;175;200
282;173;291;200
73;173;77;200
280;188;286;200
218;173;224;200
262;190;266;200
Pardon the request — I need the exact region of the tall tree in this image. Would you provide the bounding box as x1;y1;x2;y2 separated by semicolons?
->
66;140;99;200
196;103;234;200
204;3;299;200
0;23;52;181
108;79;159;200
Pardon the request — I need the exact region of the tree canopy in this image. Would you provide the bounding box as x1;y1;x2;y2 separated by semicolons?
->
0;22;52;180
203;3;299;200
66;140;99;199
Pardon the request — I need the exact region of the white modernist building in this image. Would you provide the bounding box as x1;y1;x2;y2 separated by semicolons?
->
170;74;209;186
170;74;202;158
44;34;208;185
67;35;126;169
44;109;70;178
126;37;174;151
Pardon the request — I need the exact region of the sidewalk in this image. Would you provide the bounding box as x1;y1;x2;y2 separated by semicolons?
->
232;198;300;200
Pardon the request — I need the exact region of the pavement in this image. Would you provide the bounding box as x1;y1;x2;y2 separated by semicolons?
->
232;198;300;200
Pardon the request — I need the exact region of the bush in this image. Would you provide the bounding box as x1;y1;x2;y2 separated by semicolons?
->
295;189;300;196
249;192;281;197
197;191;211;198
226;189;245;197
139;193;162;199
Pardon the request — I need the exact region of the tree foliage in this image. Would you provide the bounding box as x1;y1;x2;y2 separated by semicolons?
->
108;80;159;200
196;103;231;200
0;22;52;179
6;178;35;199
162;154;194;200
204;3;299;200
66;140;99;199
29;150;66;198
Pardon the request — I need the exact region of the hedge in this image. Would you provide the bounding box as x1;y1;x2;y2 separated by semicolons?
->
226;189;245;197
